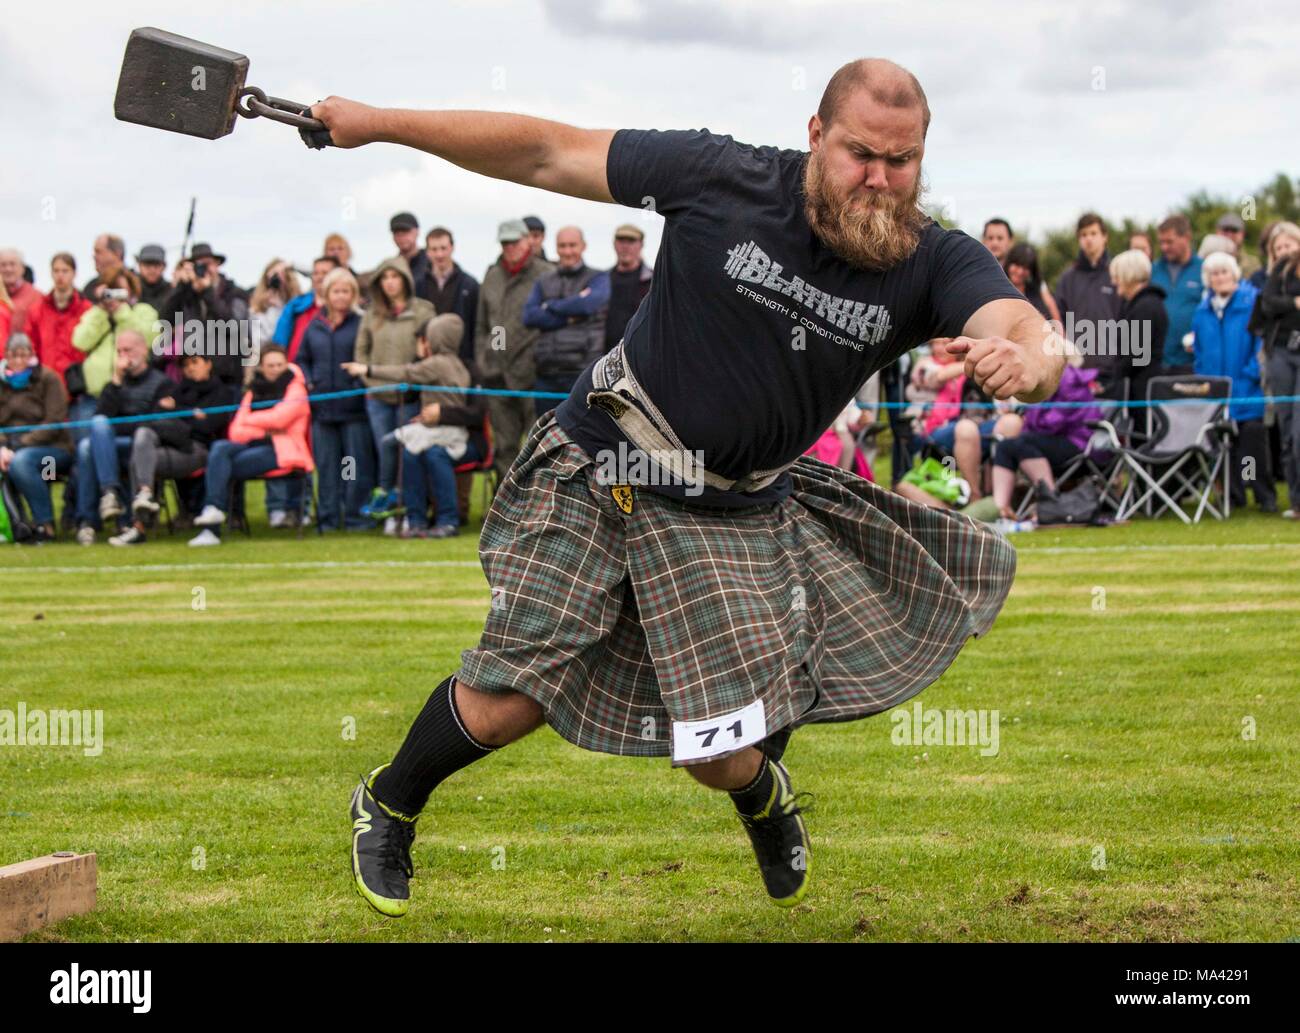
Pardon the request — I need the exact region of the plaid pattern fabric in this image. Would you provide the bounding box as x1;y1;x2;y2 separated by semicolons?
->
457;413;1017;765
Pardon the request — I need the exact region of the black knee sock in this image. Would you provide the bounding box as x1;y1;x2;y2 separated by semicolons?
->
729;756;776;818
371;675;495;817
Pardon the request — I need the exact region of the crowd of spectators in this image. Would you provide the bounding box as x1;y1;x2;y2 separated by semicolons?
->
1;202;1298;544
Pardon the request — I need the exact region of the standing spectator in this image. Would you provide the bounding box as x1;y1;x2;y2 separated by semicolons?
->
1150;214;1203;376
274;255;339;362
70;268;160;407
475;219;553;482
161;244;250;387
73;329;175;545
1109;249;1167;404
295;267;374;531
990;365;1103;520
524;226;610;418
356;257;434;532
1250;222;1300;517
1003;242;1061;323
980;218;1013;262
389;213;431;296
0;334;72;543
1128;233;1153;260
133;244;171;311
249;258;302;371
1191;252;1275;512
983;218;1055;318
25;252;91;389
0;249;41;334
84;233;126;297
189;345;313;545
107;352;239;546
344;314;478;538
0;280;10;352
605;223;652;354
1249;222;1279;290
421;227;479;363
1198;234;1235;259
523;215;550;262
1055;213;1122;379
1215;213;1259;280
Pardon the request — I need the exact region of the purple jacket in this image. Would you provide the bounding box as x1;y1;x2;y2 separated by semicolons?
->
1023;365;1102;452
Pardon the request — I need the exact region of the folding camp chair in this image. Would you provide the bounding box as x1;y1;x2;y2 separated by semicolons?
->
228;468;322;538
1105;375;1235;524
454;411;496;523
1013;384;1133;521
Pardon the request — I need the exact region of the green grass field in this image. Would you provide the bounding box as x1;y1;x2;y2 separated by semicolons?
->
2;478;1297;942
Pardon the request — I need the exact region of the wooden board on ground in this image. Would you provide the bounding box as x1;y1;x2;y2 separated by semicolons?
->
0;853;97;941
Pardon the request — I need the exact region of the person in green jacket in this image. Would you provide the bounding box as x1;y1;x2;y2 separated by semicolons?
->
355;256;434;530
70;268;160;403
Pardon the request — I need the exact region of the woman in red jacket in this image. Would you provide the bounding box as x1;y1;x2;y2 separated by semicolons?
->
24;253;92;389
188;345;314;545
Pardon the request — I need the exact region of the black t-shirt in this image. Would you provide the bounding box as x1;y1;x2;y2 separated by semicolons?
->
554;127;1023;508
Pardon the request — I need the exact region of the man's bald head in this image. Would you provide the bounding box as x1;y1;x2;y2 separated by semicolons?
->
555;225;587;269
817;58;930;138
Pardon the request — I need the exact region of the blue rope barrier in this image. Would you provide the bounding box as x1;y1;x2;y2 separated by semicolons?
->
3;381;1297;438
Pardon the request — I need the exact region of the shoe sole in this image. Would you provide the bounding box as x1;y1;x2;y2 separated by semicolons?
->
350;782;410;919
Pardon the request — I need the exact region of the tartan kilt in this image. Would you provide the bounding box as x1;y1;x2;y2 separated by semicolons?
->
457;412;1017;766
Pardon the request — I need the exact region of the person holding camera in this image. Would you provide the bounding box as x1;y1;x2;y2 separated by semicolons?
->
70;267;160;418
160;243;250;388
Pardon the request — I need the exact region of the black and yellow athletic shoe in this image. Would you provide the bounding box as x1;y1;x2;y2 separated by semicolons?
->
350;765;418;917
738;759;812;907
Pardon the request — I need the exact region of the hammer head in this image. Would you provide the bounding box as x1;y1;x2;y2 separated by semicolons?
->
114;27;249;140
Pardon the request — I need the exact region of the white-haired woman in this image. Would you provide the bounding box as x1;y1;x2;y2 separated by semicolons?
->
1192;252;1275;511
1108;248;1168;403
1252;221;1300;515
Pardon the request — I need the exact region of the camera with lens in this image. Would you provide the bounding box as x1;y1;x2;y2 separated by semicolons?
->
194;261;209;278
101;288;130;303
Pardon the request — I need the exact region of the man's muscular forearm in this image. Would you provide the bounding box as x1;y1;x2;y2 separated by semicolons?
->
1003;309;1069;403
309;99;617;203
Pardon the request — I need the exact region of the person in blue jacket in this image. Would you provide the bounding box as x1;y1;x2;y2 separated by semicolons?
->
1192;252;1276;511
294;268;376;530
1152;214;1205;375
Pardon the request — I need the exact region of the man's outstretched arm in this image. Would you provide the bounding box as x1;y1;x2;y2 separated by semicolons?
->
949;297;1069;403
308;98;618;204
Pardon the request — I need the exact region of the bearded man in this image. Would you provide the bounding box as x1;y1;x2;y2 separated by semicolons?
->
314;58;1065;916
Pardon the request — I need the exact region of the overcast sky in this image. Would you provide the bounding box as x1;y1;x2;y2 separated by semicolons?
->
4;0;1297;290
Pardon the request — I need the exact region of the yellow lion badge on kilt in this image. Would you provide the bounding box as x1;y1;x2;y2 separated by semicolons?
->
610;484;635;515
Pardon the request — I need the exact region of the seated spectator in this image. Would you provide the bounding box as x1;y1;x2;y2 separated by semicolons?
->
1109;248;1167;403
344;314;478;538
249;258;302;371
0;249;40;335
73;329;175;545
25;252;91;391
296;268;374;532
1192;252;1275;512
107;352;239;546
990;365;1103;520
804;397;874;480
1004;242;1061;324
1250;222;1300;517
0;334;72;543
189;345;312;546
910;338;1021;501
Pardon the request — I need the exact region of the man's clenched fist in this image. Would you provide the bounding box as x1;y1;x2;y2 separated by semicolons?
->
308;97;382;149
947;336;1046;401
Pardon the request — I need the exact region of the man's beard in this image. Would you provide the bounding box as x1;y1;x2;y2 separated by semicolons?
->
803;150;928;272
